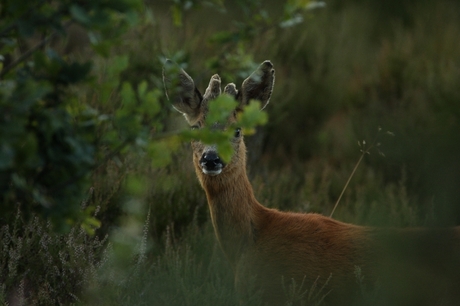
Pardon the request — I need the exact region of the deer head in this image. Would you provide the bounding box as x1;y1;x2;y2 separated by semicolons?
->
163;60;275;178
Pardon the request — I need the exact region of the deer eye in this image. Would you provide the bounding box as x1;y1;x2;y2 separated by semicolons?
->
234;128;242;138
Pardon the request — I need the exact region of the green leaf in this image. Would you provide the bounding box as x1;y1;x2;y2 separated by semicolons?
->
236;100;268;134
121;82;136;111
92;41;112;57
99;56;129;103
110;56;130;75
148;140;172;168
217;140;233;163
60;61;92;84
209;31;238;44
141;90;161;118
137;80;148;99
171;5;183;27
126;175;148;196
70;5;91;25
0;144;14;169
81;216;101;235
206;95;238;126
124;10;140;27
182;128;234;163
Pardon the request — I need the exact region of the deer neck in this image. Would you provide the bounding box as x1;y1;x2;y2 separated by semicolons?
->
196;164;258;266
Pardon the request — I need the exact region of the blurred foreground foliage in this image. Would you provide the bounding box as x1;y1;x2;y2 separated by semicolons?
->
0;0;144;231
1;0;460;304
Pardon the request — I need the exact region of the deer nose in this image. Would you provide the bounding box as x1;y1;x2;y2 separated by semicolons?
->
201;151;221;168
200;151;224;175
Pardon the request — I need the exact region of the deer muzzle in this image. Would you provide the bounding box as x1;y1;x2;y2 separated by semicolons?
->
200;148;225;176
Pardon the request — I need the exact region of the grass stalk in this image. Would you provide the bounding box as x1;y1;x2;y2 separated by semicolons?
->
329;153;364;218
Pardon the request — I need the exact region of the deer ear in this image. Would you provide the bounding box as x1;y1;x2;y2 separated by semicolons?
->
237;61;275;111
163;60;203;125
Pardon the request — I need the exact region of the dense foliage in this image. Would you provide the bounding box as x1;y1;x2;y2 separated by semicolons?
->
0;0;144;230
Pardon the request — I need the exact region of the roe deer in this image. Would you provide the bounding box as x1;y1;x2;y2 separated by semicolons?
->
163;60;460;305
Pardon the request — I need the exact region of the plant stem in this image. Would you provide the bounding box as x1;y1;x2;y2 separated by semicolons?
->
329;153;364;218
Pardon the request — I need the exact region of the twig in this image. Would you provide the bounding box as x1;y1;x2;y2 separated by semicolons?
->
0;20;73;79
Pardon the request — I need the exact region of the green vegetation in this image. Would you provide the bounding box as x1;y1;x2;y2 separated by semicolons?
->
1;0;459;304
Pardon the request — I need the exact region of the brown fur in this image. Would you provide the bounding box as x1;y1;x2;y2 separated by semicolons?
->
163;60;460;305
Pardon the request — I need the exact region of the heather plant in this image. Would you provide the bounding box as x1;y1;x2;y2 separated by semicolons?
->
0;209;108;305
83;215;254;306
